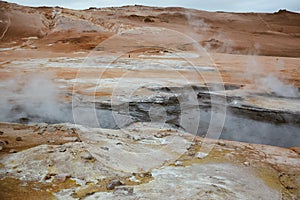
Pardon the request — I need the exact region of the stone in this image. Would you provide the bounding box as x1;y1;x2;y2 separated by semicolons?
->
59;126;68;131
47;160;54;167
29;45;37;49
217;141;226;146
67;128;77;134
80;151;94;160
47;126;56;132
74;184;101;199
62;137;80;142
47;149;55;153
243;162;250;167
0;131;4;135
132;136;141;141
154;132;170;138
48;139;56;144
154;132;164;138
174;161;183;166
106;180;123;190
144;17;154;23
58;146;67;152
44;172;57;181
100;146;109;151
113;186;133;195
55;174;70;183
37;123;48;128
37;129;45;135
16;137;23;141
195;152;208;159
290;147;300;155
9;149;17;153
0;140;6;149
188;150;196;156
134;172;152;178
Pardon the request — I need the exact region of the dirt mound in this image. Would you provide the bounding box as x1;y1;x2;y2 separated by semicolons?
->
274;9;299;15
0;1;51;42
0;1;299;56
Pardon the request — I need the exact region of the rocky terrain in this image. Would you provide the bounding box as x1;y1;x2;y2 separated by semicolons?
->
0;1;300;199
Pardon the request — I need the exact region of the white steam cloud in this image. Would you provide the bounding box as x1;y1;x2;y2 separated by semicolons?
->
245;57;299;98
0;73;72;123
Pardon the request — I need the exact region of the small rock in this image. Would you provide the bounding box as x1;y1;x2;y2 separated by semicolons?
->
67;129;74;134
186;146;192;150
55;174;70;183
37;123;48;129
47;126;56;132
174;161;183;166
132;136;141;141
37;128;45;135
47;160;54;167
113;186;133;195
217;141;226;146
0;140;6;149
58;146;67;152
74;184;101;198
285;185;295;190
47;149;55;153
154;133;164;138
235;147;242;151
62;137;80;142
116;142;122;145
9;149;17;153
195;152;208;159
67;128;77;134
243;161;250;167
154;132;170;138
0;131;4;135
100;146;109;151
48;139;56;144
29;45;37;49
134;172;152;178
187;151;196;156
128;176;140;183
144;17;155;23
290;147;300;155
44;172;57;181
80;151;94;160
59;126;68;131
106;180;123;190
279;172;286;177
16;137;23;141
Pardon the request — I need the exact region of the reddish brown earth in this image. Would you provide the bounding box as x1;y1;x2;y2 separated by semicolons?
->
0;1;300;90
1;1;300;56
0;1;300;199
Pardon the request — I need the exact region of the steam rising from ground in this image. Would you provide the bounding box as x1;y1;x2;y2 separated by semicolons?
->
246;57;299;98
258;74;299;98
0;73;72;123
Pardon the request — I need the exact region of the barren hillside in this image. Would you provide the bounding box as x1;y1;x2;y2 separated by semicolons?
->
0;1;300;199
1;1;300;57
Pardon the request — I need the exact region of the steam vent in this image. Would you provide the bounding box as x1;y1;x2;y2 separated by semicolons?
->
0;1;300;199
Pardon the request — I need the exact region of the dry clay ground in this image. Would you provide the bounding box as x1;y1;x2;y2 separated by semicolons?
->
0;1;300;199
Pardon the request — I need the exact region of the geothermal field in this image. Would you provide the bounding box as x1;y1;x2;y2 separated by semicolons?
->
0;1;300;199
